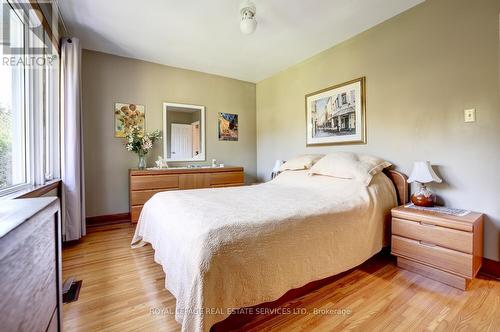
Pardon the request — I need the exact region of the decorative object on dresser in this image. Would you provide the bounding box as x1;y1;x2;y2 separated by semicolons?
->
155;156;169;169
124;127;161;169
0;197;62;332
129;167;244;223
391;205;483;290
407;161;442;207
305;77;366;146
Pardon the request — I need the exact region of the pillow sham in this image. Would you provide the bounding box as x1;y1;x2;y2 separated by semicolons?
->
279;154;325;172
308;152;391;186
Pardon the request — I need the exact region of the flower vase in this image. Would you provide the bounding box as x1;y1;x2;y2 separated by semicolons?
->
138;154;146;170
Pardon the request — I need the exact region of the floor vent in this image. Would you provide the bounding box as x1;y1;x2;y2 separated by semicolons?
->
63;280;82;303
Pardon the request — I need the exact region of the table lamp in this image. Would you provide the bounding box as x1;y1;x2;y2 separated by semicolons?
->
407;161;442;207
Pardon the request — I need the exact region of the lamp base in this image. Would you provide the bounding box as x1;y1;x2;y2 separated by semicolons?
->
411;184;436;207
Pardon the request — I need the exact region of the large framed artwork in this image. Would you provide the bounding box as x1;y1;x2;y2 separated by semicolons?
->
305;77;366;146
218;112;238;141
114;103;145;138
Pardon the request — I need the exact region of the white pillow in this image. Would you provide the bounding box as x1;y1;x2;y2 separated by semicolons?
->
279;154;325;171
308;152;392;185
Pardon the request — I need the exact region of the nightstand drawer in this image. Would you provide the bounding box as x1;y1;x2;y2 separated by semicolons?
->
392;218;473;253
391;235;473;278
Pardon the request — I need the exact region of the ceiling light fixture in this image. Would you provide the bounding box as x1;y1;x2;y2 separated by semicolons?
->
240;1;257;34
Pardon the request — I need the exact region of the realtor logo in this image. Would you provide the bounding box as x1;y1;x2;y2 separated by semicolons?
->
1;0;57;56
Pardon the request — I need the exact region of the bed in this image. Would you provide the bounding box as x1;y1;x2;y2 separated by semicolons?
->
132;168;407;332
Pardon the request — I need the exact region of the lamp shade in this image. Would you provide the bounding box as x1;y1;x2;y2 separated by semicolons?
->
407;161;442;184
272;160;284;173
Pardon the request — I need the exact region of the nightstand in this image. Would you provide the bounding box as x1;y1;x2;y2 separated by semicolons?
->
391;205;483;290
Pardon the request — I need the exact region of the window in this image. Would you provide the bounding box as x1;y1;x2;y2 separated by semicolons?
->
0;1;60;196
43;30;59;181
0;3;27;193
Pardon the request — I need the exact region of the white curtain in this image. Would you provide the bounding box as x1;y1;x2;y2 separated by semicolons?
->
61;37;86;241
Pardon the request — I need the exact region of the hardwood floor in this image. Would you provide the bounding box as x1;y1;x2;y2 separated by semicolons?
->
63;223;500;332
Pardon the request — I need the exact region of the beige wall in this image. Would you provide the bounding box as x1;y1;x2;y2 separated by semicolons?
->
82;50;256;217
256;0;500;260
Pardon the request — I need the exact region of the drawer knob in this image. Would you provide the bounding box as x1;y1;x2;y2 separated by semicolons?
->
419;240;436;247
420;222;436;227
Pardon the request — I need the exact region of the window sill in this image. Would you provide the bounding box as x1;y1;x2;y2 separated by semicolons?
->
0;179;61;200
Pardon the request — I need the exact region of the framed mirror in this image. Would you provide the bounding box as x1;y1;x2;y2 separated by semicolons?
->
163;102;206;162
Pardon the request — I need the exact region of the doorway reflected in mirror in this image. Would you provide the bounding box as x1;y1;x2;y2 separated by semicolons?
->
163;103;205;162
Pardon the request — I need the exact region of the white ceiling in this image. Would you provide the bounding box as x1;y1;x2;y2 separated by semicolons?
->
58;0;424;82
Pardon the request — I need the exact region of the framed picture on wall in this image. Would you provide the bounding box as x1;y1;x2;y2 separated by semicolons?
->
114;103;145;138
305;77;366;146
218;112;238;141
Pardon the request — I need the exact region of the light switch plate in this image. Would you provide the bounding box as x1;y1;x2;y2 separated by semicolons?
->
464;109;476;122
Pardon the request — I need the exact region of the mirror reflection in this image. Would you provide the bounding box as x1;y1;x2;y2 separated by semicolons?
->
163;103;205;161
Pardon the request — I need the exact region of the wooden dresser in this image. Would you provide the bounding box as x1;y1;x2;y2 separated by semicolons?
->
129;167;244;223
391;205;483;290
0;197;62;332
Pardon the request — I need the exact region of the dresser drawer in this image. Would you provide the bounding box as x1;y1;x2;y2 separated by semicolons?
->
179;173;210;189
131;205;143;223
130;175;179;190
209;171;244;186
391;235;473;277
211;183;245;188
130;189;174;205
392;218;472;253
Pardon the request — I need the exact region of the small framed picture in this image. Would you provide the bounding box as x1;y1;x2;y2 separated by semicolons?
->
114;103;145;138
218;112;238;141
305;77;366;146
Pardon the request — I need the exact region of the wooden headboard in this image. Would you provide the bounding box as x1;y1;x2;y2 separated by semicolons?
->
383;169;409;205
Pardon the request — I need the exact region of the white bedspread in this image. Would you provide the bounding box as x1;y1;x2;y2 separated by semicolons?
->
132;170;397;332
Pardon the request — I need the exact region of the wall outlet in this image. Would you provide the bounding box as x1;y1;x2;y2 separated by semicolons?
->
464;109;476;123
